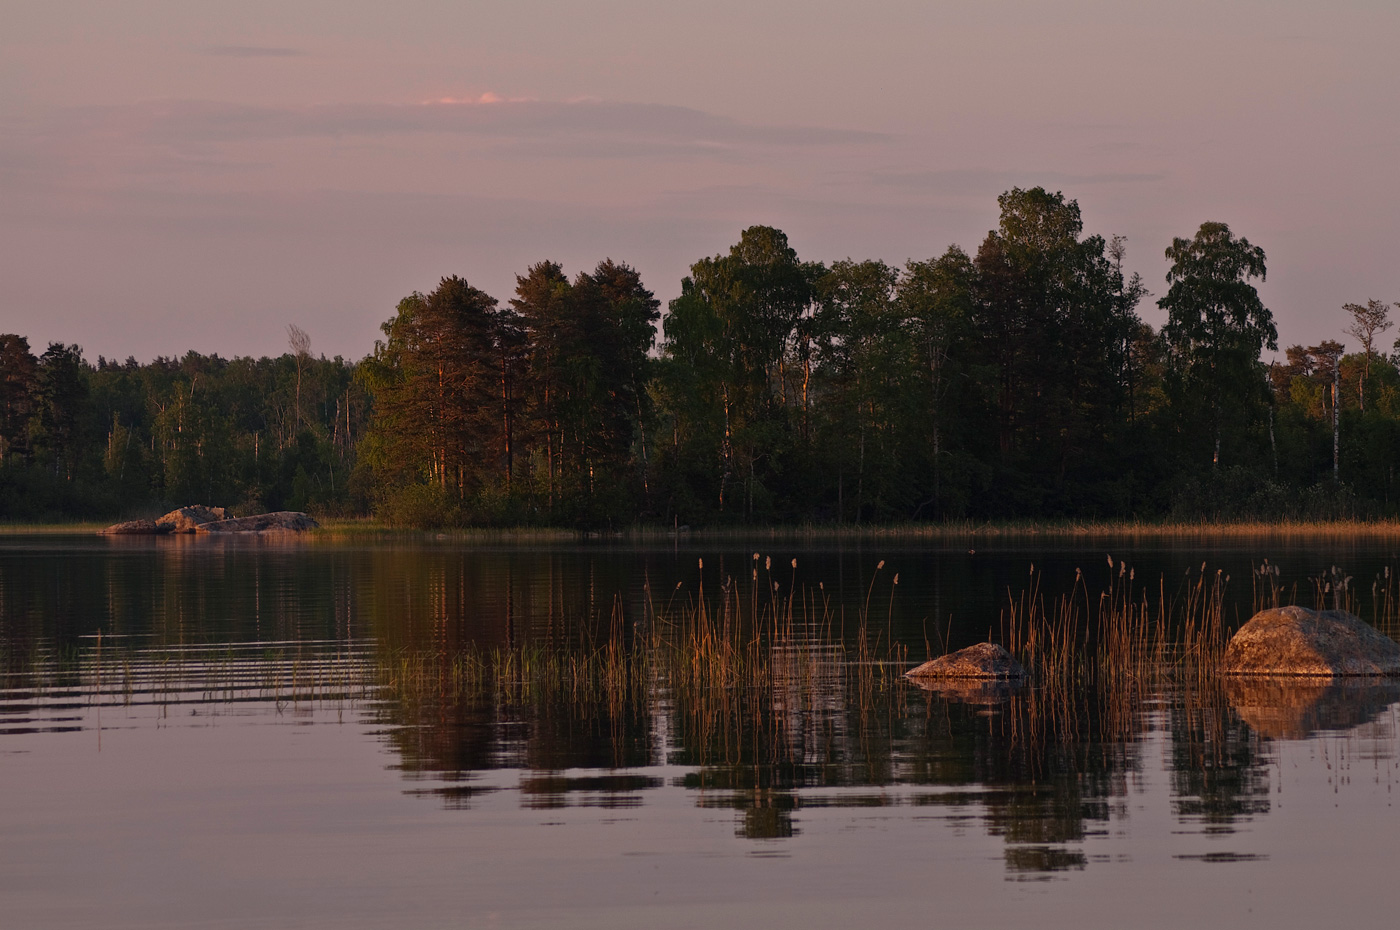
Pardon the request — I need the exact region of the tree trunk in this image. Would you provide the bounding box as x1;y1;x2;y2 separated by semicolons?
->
1333;364;1340;483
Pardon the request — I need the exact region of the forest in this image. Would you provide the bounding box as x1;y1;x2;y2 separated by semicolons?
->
2;186;1398;527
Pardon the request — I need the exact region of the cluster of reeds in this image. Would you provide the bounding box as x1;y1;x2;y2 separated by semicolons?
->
1002;557;1230;689
377;555;908;739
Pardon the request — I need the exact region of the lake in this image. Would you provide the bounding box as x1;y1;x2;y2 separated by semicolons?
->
2;532;1399;928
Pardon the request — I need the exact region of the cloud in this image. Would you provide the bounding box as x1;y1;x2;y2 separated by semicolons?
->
43;97;887;154
203;45;305;58
870;168;1166;192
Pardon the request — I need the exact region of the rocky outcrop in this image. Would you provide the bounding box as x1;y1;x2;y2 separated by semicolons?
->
1224;605;1400;677
194;511;319;534
905;642;1027;680
1226;677;1400;739
156;505;228;533
98;519;168;536
100;507;316;536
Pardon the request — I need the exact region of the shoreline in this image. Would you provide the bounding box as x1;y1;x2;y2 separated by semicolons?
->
8;516;1400;541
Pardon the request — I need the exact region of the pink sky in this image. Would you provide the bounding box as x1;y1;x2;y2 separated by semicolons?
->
3;0;1397;362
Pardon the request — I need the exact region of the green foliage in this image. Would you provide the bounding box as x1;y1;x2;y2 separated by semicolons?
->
657;226;823;520
6;189;1400;527
1159;221;1276;468
0;338;367;521
968;189;1147;515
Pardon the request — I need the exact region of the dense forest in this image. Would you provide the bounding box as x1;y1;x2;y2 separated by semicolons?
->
3;187;1398;526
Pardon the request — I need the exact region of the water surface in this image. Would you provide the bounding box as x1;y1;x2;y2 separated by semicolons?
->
2;534;1398;928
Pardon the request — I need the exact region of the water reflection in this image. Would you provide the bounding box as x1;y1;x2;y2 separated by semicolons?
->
3;624;1398;879
370;653;1379;876
3;534;1400;883
1226;678;1400;739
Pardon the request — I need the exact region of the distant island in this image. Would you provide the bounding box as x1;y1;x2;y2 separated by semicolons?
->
2;187;1395;528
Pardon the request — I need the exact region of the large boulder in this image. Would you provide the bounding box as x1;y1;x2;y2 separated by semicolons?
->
905;642;1027;680
156;505;228;534
195;511;319;534
1224;605;1400;677
98;519;170;536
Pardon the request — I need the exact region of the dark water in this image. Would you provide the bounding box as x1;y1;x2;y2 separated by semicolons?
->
2;534;1399;928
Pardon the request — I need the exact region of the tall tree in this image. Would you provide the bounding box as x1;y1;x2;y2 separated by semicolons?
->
1159;222;1275;469
810;259;903;521
361;277;500;512
658;226;822;518
34;343;92;481
970;188;1142;511
287;324;311;437
589;259;661;498
512;261;577;511
0;335;38;466
897;247;977;517
511;260;658;522
1343;299;1394;412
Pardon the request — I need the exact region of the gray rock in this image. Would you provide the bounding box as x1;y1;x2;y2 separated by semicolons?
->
1223;605;1400;677
156;505;228;534
98;519;171;536
195;511;319;534
905;642;1027;680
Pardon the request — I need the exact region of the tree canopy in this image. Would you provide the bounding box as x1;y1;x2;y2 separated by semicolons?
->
5;189;1397;526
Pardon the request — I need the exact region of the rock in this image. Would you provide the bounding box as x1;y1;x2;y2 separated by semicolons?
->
1224;605;1400;677
905;642;1027;680
194;511;319;534
1226;677;1400;739
156;505;228;534
98;519;171;536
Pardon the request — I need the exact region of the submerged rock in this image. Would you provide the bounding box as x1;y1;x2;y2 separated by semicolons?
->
156;505;228;534
1226;677;1400;739
98;519;170;536
905;642;1027;680
1223;605;1400;677
195;511;319;534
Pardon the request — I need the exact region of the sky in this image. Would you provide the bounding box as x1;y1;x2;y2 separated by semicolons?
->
2;0;1398;362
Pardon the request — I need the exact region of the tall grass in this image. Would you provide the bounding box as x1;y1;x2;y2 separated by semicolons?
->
379;555;907;714
1001;558;1230;689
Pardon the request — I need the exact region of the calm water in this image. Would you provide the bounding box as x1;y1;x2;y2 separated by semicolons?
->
3;533;1400;928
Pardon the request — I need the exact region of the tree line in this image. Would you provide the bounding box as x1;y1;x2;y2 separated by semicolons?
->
3;186;1398;525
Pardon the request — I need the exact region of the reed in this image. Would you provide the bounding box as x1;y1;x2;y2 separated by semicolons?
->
374;555;908;742
1003;558;1233;691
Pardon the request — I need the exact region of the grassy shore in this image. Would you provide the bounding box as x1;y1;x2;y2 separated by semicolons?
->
318;515;1400;542
0;521;109;535
11;515;1400;541
620;518;1400;541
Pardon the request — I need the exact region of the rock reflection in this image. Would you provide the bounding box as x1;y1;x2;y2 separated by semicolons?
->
1226;677;1400;739
905;677;1024;705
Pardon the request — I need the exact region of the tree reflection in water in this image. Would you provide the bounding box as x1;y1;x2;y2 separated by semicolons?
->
370;638;1400;878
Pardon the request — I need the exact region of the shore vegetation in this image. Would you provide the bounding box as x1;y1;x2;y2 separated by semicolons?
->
4;188;1399;529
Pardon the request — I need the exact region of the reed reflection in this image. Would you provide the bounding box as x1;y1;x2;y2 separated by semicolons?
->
5;537;1400;879
365;566;1373;878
